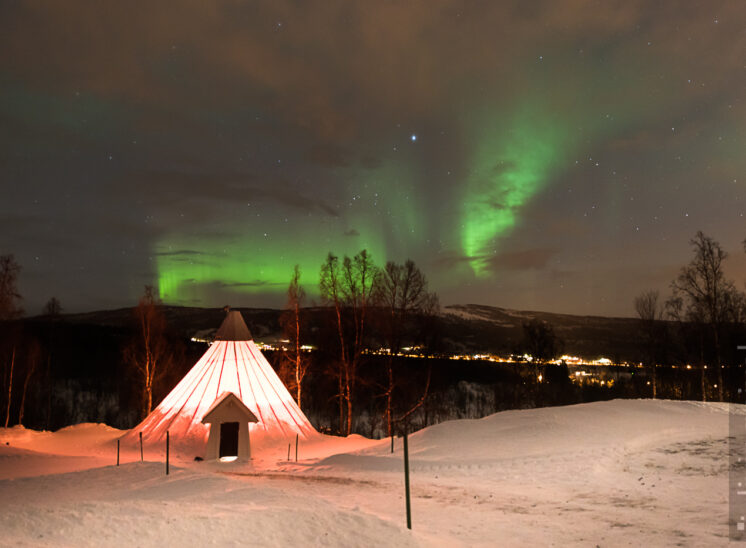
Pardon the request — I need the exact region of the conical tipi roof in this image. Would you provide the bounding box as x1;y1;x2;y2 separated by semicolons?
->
214;309;253;341
124;310;316;450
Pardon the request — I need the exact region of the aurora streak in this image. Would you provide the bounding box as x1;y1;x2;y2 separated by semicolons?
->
461;108;566;276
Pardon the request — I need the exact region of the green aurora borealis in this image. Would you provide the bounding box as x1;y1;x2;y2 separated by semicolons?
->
461;106;566;276
155;105;569;300
155;218;387;304
3;2;745;315
155;158;415;304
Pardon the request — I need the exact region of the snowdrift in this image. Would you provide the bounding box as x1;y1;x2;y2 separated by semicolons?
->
0;399;739;547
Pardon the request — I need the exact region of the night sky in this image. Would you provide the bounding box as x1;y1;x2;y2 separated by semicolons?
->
2;2;744;316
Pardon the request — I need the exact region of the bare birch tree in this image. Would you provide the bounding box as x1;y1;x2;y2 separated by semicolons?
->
280;265;310;408
634;290;664;398
123;286;173;419
320;253;346;432
0;255;22;321
18;338;41;425
671;232;736;401
0;255;22;428
43;297;62;317
375;259;438;436
320;250;378;435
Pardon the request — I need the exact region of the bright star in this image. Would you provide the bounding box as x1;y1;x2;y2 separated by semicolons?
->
410;134;417;142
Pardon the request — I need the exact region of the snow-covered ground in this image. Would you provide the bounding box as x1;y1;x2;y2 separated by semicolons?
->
0;399;738;546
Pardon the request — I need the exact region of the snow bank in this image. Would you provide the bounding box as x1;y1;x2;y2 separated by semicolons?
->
0;423;122;457
0;399;739;546
0;462;418;548
307;399;738;473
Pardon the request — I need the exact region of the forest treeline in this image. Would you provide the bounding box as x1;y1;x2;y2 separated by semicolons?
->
1;231;746;436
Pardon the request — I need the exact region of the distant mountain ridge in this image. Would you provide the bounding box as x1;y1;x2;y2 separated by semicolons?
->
439;304;642;360
51;303;643;360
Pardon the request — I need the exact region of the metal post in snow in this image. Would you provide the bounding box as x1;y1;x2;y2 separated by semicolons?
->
116;439;120;466
166;431;170;476
287;443;291;461
391;433;394;453
139;432;143;462
403;432;411;530
295;434;299;462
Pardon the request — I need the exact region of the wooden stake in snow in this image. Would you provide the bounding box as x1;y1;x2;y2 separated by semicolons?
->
391;433;394;453
295;434;299;462
287;443;291;461
166;431;170;475
139;432;143;462
116;439;120;466
403;432;411;530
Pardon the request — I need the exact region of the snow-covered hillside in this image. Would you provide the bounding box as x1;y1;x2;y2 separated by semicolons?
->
0;400;737;546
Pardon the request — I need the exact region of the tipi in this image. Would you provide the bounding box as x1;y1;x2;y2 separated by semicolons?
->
124;309;316;452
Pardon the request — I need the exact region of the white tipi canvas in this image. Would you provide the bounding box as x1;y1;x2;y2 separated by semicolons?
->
124;310;317;452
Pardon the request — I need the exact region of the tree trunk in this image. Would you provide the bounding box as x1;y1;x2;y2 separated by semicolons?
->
713;327;724;401
346;394;353;436
348;356;359;436
18;355;36;426
334;306;346;366
394;365;432;427
700;335;707;402
334;304;347;435
294;302;301;408
385;358;393;436
18;380;27;425
337;367;344;435
295;364;301;409
344;366;353;435
141;358;152;419
46;355;53;429
144;373;153;419
4;347;15;427
701;366;707;403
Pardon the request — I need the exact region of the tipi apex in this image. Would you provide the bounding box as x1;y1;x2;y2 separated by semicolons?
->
123;309;317;453
214;307;253;341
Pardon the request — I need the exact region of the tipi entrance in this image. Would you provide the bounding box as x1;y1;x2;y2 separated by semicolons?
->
219;422;239;458
202;392;258;461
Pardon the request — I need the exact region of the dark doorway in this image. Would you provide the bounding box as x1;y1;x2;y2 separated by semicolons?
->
219;422;239;457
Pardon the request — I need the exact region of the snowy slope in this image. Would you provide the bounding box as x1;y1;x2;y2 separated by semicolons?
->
0;399;738;546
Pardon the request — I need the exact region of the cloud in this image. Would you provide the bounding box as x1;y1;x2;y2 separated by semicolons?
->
431;251;477;269
168;258;207;265
6;1;740;145
488;248;558;271
432;248;557;272
343;229;360;237
359;155;381;169
2;1;745;315
305;144;351;168
153;249;207;257
120;169;340;217
218;280;285;288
